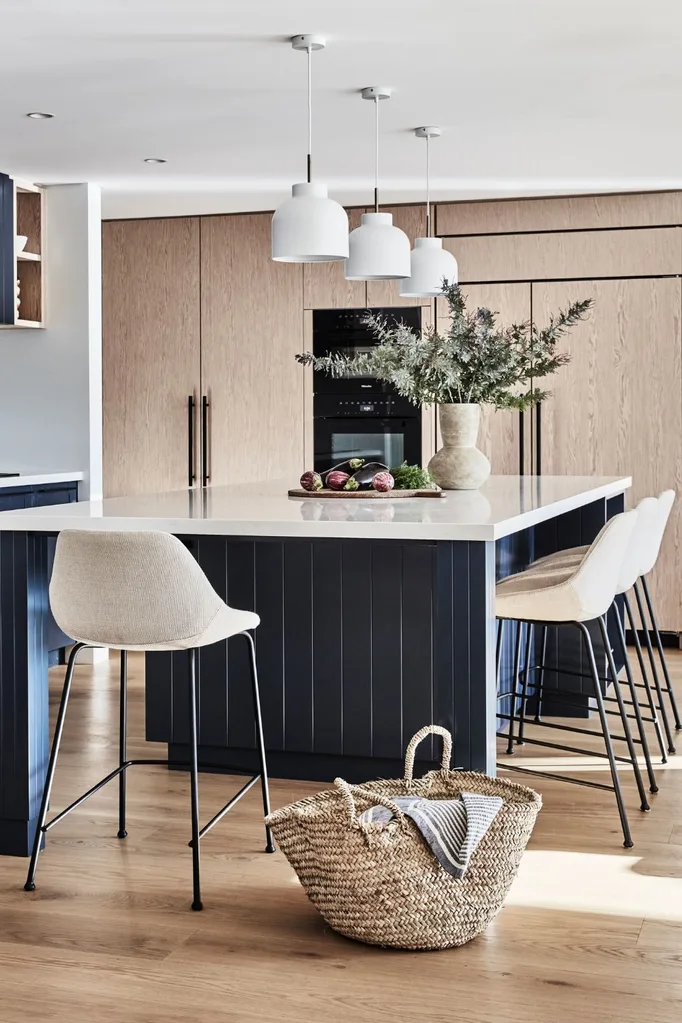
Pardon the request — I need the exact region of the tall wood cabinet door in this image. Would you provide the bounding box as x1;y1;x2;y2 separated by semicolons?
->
436;283;531;474
534;278;682;629
201;214;305;486
303;208;367;309
102;218;201;497
366;204;427;308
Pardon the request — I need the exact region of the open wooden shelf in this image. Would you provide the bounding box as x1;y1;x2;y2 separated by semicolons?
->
0;175;44;327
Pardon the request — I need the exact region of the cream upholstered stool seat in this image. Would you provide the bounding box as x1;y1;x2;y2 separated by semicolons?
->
496;509;648;847
24;530;275;911
519;491;678;757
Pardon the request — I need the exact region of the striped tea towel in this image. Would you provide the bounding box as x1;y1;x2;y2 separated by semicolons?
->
359;792;503;878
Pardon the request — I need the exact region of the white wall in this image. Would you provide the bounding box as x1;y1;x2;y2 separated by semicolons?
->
0;183;102;498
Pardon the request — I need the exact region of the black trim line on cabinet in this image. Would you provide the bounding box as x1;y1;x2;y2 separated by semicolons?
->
455;274;681;286
626;629;680;649
536;402;542;476
438;224;682;240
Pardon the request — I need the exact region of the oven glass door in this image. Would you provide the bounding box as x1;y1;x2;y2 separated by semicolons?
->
314;417;421;473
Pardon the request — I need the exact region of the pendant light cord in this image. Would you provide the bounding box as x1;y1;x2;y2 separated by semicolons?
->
374;97;380;212
307;45;312;182
425;132;431;237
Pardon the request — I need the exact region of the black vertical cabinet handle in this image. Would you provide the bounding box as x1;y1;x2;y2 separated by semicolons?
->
535;402;542;477
201;395;210;487
187;395;196;487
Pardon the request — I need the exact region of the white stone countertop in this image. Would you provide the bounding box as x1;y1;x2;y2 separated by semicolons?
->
0;475;631;542
0;470;84;489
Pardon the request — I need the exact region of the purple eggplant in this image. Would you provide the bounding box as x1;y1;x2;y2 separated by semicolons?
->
327;470;351;490
321;458;365;486
344;461;389;491
300;470;323;492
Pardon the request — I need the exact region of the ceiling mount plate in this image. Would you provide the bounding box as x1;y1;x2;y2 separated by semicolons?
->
415;126;442;139
361;86;392;101
291;34;326;51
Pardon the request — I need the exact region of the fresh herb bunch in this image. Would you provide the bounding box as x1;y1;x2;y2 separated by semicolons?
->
296;282;592;410
390;462;436;490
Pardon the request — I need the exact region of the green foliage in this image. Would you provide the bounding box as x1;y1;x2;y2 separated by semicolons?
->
296;282;593;410
390;462;436;490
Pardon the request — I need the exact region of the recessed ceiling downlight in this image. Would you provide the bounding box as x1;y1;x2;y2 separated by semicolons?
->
144;158;167;164
26;111;54;119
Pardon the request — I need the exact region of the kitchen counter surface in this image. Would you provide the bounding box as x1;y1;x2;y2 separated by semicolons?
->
0;474;631;541
0;469;84;489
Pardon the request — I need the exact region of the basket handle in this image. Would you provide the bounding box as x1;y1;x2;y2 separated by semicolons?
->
404;726;453;785
334;778;408;831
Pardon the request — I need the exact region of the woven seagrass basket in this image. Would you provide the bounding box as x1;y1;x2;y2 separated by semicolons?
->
266;725;541;950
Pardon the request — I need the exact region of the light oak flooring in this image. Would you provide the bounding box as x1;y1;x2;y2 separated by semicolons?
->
1;651;682;1023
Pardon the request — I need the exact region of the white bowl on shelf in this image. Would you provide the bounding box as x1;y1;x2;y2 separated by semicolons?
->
16;235;28;253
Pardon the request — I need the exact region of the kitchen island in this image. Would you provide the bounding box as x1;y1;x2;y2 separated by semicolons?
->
0;474;630;856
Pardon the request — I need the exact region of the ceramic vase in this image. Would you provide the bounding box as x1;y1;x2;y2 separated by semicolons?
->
427;403;491;490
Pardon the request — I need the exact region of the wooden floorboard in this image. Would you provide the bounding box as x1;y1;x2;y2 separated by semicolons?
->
0;649;681;1022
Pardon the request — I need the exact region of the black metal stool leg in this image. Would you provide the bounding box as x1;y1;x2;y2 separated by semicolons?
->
24;643;86;892
187;647;202;911
117;650;128;839
614;604;658;794
242;631;275;853
534;626;548;723
517;624;534;745
495;619;503;681
634;582;675;754
624;593;667;763
598;617;650;812
577;623;633;848
641;575;682;732
506;621;523;755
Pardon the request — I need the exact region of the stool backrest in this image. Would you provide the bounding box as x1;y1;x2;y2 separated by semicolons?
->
50;530;225;648
571;510;638;619
615;497;658;594
638;490;675;577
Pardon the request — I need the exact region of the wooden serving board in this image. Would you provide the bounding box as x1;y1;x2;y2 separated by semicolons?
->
288;488;444;499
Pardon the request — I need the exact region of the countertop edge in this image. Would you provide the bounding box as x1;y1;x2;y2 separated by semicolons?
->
0;471;84;489
492;476;632;540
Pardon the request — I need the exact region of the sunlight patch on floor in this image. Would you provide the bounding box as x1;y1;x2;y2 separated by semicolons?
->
507;849;682;921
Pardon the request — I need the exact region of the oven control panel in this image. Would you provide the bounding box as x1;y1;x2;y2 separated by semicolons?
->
314;394;416;418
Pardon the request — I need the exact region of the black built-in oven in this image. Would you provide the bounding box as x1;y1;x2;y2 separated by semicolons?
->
312;308;422;473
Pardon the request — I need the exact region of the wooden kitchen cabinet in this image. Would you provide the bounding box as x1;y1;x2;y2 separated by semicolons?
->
303;207;367;309
534;277;682;629
444;227;682;284
200;213;305;486
102;217;201;497
436;282;531;475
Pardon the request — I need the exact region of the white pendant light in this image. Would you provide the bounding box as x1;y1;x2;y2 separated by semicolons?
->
272;35;349;263
345;87;411;281
400;126;458;297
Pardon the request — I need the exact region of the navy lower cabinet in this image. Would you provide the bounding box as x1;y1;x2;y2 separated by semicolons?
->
145;496;621;785
0;482;79;658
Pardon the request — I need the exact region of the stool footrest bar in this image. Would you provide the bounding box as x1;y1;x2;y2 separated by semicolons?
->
192;774;261;846
44;763;130;832
497;762;616;793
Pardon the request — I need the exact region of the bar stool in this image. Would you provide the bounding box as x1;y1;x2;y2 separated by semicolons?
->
634;491;681;741
496;509;643;847
525;491;677;757
521;496;666;776
23;529;275;911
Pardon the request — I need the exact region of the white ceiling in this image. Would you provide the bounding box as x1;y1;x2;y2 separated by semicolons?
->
2;0;682;219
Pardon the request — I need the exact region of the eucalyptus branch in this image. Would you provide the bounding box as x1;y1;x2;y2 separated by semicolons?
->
295;284;593;410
